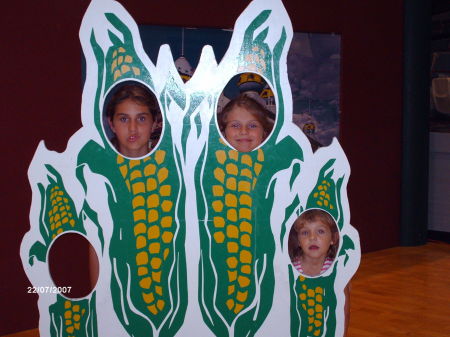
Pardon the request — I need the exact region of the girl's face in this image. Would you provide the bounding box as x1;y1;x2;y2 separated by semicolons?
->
109;99;154;158
224;106;266;152
296;220;334;260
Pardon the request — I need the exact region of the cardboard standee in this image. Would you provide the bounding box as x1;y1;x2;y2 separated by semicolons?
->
20;0;360;336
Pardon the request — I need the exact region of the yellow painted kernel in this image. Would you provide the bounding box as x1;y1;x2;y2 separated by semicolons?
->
157;300;165;311
136;252;149;266
111;59;117;71
148;209;159;223
240;250;252;264
240;168;252;179
138;266;148;276
54;214;61;222
241;154;252;167
307;308;314;316
316;294;323;302
133;196;145;209
215;150;226;164
65;311;72;318
318;185;323;191
148;225;160;239
315;304;323;312
155;150;166;164
316;313;323;319
125;180;131;191
314;320;322;327
254;163;262;176
144;164;156;176
136;235;147;249
227;242;239;253
234;304;244;314
213;185;224;196
227;209;238;222
134;223;147;236
239;208;252;220
313;329;321;336
316;200;323;206
72;305;80;312
302;304;307;310
226;177;237;190
64;301;71;309
212;200;224;212
226;299;234;310
227;257;238;268
162;231;174;243
240;221;252;234
132;182;145;194
132;67;141;76
237;276;250;287
214;168;225;183
161;216;172;228
152;271;161;282
308;317;314;324
299;293;306;301
124;55;133;63
241;265;251;274
225;194;237;207
319;191;325;196
308;299;315;306
147;194;160;208
65;319;72;326
129;160;141;168
155;286;163;296
226;225;239;238
149;242;160;254
140;277;152;289
308;326;313;332
147;305;158;315
315;287;323;294
238;181;251;193
119;165;128;178
313;192;318;198
236;291;248;302
240;234;251;247
147;178;157;191
163;248;170;260
118;55;124;64
302;284;307;290
151;257;162;269
213;232;225;243
228;149;238;161
142;292;154;303
228;285;235;295
228;270;237;281
66;326;74;334
130;170;142;181
55;221;62;229
324;199;329;207
159;185;171;196
62;217;68;224
161;200;173;212
157;168;168;183
74;323;81;330
56;228;63;234
116;155;124;164
226;163;238;175
257;149;264;161
133;209;146;222
213;216;225;228
307;289;315;297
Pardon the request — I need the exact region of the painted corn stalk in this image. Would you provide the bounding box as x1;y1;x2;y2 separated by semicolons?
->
21;0;360;336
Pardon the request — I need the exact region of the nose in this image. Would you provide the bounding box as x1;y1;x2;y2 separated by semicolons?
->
239;126;248;135
129;119;137;132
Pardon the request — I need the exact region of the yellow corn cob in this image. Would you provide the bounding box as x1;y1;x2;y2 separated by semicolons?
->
117;151;173;316
212;148;264;314
47;185;77;239
63;300;86;336
311;180;335;211
297;276;325;336
110;47;141;81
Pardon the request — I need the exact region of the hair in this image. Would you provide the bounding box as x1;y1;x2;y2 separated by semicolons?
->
106;82;158;120
288;209;339;260
218;93;274;136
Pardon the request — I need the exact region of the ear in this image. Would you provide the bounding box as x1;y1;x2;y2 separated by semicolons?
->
108;118;116;133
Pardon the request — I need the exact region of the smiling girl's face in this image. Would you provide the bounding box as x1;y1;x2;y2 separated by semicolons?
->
108;98;154;158
224;106;266;152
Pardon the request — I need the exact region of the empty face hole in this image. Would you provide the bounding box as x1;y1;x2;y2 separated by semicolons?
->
217;73;276;152
103;81;162;158
48;232;99;299
288;209;339;277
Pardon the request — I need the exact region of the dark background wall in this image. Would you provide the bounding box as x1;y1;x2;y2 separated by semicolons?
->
0;0;403;334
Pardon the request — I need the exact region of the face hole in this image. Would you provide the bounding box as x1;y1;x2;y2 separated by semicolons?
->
288;209;339;277
103;81;162;158
217;73;276;152
48;232;99;299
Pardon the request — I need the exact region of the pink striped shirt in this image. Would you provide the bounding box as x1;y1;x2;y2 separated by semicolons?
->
293;257;333;276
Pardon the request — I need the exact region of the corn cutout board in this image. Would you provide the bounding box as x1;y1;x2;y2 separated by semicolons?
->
20;0;360;336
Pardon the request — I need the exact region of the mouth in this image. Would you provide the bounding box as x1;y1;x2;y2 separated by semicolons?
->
128;135;138;142
308;245;319;250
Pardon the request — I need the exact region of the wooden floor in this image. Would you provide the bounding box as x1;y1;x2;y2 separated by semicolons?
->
4;242;450;337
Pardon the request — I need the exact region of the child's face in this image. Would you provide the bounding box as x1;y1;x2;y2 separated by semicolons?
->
296;219;334;260
224;106;265;152
109;99;154;158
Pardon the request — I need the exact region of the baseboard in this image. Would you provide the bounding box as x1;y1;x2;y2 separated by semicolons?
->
428;230;450;243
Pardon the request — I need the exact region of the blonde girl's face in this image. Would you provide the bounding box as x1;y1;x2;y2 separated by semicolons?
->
224;106;266;152
296;220;334;260
109;99;154;158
